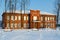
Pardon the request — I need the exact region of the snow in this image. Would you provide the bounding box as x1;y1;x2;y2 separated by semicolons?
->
0;28;60;40
6;10;56;15
40;11;56;15
6;10;30;14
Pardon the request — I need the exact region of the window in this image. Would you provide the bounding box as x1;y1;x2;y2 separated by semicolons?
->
41;17;43;21
15;23;17;28
27;16;29;20
40;23;43;28
18;23;21;28
18;16;21;20
24;16;26;20
33;16;37;21
48;23;51;27
27;23;29;28
53;23;55;27
15;16;17;20
7;16;10;20
52;17;54;21
50;17;52;20
11;23;14;28
50;17;54;21
45;23;48;28
11;16;14;20
24;23;26;28
7;23;9;28
45;17;47;21
48;17;50;21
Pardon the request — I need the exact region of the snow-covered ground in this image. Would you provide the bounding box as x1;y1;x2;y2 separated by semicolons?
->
0;28;60;40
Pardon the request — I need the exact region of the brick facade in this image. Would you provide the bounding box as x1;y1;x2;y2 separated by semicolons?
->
30;10;41;29
2;10;56;29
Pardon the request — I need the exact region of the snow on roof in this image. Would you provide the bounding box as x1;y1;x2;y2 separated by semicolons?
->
40;11;56;15
6;10;30;14
6;10;56;15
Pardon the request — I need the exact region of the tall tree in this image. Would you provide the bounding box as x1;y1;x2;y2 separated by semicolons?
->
55;0;60;24
20;0;30;28
20;0;30;13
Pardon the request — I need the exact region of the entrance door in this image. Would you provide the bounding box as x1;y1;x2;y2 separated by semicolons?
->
34;22;38;28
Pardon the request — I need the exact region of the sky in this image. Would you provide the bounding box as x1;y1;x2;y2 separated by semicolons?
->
30;0;55;12
0;0;55;20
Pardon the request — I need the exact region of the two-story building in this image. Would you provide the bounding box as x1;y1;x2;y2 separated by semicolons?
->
2;10;56;29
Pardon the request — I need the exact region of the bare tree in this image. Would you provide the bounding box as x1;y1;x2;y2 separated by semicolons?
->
5;0;17;13
20;0;30;28
21;0;30;13
4;0;30;28
55;0;60;25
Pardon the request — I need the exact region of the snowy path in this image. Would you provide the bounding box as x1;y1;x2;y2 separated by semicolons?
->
0;29;60;40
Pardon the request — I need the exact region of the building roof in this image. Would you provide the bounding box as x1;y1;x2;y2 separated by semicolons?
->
5;10;56;15
6;10;30;14
40;11;56;15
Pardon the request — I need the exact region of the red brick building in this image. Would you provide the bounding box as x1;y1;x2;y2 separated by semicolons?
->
2;10;56;29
